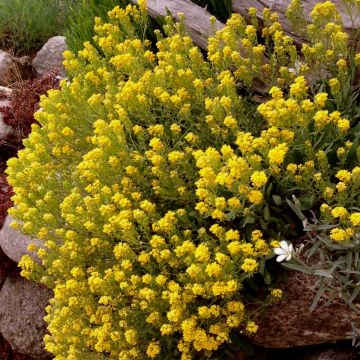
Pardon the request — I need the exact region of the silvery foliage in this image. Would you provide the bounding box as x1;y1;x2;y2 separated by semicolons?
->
283;196;360;313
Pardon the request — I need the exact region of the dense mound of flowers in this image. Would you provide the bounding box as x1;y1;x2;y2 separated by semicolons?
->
5;1;360;359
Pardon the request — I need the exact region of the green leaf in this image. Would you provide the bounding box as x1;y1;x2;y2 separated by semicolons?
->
306;241;321;259
282;262;313;275
310;287;326;312
346;252;353;280
243;216;256;226
265;181;273;200
226;210;236;221
259;257;265;275
350;287;360;303
263;268;272;285
304;223;337;231
298;195;315;210
314;269;334;278
263;205;270;221
286;198;306;221
259;217;268;230
355;251;359;268
339;292;360;313
272;195;282;206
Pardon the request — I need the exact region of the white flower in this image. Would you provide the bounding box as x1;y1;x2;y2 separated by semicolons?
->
274;241;293;262
288;60;304;75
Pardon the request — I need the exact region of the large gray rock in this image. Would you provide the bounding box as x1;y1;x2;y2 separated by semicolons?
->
0;215;43;264
0;271;53;359
0;51;34;86
0;86;13;142
32;36;67;77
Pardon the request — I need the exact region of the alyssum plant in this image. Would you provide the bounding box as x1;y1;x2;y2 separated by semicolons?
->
5;1;360;359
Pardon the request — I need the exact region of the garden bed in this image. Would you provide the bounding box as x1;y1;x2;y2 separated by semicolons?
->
0;0;360;359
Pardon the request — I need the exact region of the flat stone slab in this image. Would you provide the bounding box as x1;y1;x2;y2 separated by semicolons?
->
247;271;353;348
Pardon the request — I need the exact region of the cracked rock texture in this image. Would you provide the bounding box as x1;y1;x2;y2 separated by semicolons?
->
0;271;53;359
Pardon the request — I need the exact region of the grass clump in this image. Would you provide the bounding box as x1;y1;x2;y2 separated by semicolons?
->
0;0;66;55
63;0;130;54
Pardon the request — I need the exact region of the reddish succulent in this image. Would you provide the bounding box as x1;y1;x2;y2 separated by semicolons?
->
1;71;60;141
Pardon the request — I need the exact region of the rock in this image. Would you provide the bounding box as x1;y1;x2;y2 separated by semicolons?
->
308;348;358;360
0;215;43;264
247;272;353;348
0;86;12;98
32;36;67;77
0;86;13;142
0;271;52;359
0;115;13;141
0;51;34;86
0;247;16;291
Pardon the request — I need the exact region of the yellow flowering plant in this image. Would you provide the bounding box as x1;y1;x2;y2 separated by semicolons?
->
4;0;360;359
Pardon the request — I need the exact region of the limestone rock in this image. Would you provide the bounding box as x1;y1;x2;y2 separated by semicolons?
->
0;215;43;264
0;271;52;359
247;272;353;348
0;86;13;142
32;36;67;77
0;51;34;86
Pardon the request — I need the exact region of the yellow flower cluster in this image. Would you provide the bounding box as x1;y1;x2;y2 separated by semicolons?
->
6;4;264;359
5;1;360;359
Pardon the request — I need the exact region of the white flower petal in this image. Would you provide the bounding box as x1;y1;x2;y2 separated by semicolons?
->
274;248;285;255
276;254;286;262
285;254;292;261
280;240;288;250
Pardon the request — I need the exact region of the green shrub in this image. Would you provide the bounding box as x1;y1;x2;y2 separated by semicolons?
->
5;0;360;359
63;0;130;54
0;0;66;55
64;0;162;58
